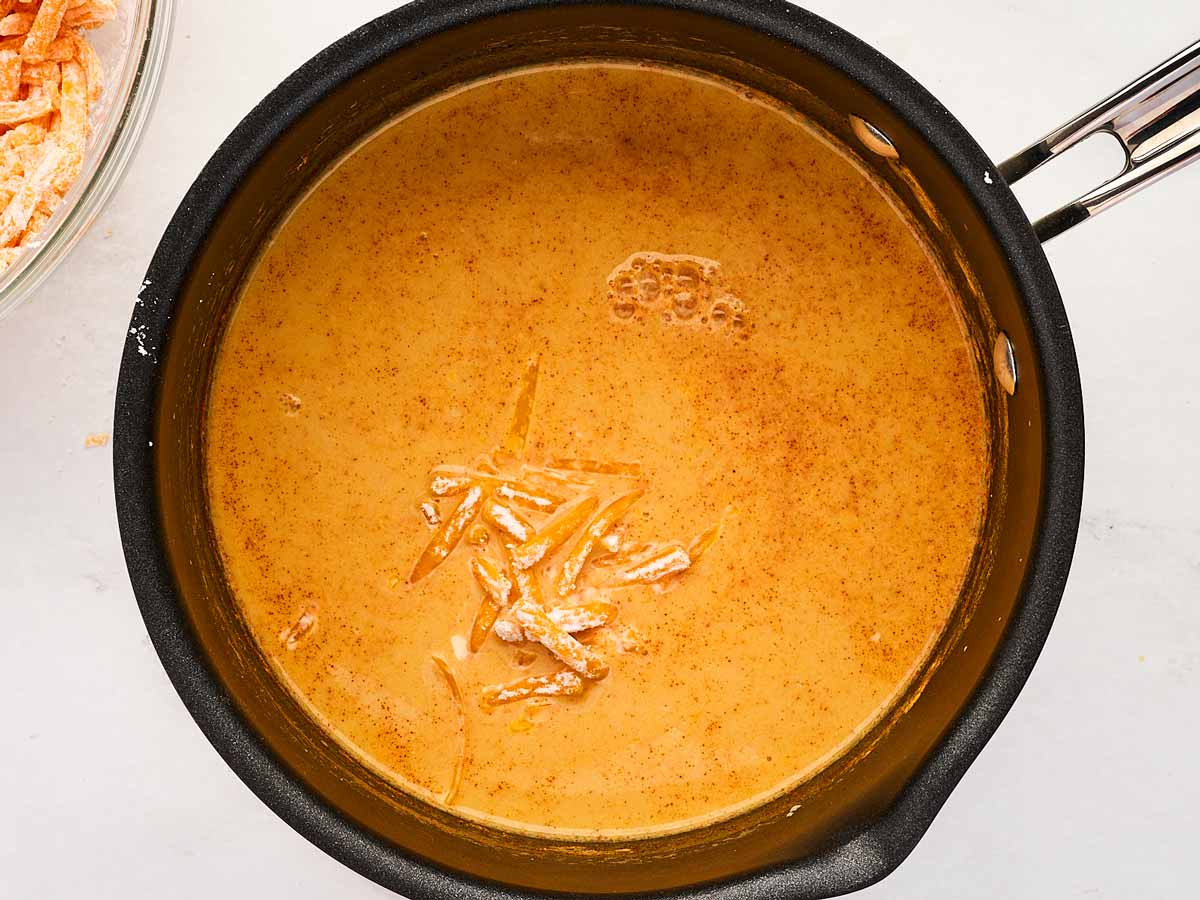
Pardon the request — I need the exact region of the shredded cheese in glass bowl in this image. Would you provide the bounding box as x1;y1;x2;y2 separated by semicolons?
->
0;0;172;320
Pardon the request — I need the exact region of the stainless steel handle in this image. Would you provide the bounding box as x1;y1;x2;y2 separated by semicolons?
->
1000;39;1200;242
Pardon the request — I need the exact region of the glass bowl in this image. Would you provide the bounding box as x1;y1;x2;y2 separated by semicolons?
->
0;0;174;321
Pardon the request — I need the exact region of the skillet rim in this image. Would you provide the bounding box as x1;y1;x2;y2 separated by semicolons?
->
113;1;1085;897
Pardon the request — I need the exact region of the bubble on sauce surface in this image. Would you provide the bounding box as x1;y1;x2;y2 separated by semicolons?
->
606;251;749;337
673;291;698;319
638;269;661;303
612;296;637;319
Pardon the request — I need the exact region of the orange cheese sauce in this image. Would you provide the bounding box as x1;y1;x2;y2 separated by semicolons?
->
205;62;992;838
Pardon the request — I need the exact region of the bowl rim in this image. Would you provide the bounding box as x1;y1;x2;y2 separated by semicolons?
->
0;0;176;321
113;1;1084;897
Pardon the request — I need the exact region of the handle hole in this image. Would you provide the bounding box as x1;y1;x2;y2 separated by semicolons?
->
1009;131;1127;222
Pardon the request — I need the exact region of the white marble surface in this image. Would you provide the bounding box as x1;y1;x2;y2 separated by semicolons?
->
1;1;1198;897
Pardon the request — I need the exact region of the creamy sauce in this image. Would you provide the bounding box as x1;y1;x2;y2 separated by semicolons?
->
205;62;992;838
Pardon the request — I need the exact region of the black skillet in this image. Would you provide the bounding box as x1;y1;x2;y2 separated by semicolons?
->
113;2;1200;897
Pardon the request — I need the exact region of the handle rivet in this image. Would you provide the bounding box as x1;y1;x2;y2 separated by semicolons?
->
849;115;898;160
994;332;1017;396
